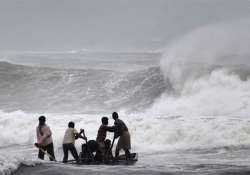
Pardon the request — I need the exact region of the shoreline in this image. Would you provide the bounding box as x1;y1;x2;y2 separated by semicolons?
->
12;163;173;175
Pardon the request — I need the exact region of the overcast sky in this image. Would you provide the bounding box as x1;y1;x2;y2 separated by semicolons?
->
0;0;250;52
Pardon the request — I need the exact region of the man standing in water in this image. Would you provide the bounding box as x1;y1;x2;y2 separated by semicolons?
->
62;121;86;163
35;116;56;161
96;117;115;161
112;112;131;159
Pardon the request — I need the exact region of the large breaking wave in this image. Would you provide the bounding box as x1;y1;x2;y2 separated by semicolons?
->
0;61;168;113
147;19;250;117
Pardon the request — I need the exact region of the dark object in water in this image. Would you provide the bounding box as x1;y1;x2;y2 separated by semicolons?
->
76;140;138;165
78;152;138;165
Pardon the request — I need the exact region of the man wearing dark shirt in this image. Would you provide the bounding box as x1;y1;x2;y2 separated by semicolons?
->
112;112;131;159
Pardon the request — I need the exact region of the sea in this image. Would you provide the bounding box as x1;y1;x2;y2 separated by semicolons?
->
1;20;250;175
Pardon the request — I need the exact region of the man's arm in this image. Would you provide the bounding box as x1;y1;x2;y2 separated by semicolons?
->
73;129;80;139
75;129;87;140
80;129;87;140
104;125;116;132
105;125;120;138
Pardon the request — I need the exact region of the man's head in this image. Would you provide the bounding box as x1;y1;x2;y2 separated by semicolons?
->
101;117;108;125
112;112;119;120
38;116;46;125
68;121;75;128
104;139;111;148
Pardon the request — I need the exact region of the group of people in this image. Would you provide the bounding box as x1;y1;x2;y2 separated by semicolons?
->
35;112;131;163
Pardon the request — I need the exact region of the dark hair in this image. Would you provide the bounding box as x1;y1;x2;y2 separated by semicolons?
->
101;117;108;125
68;121;75;128
112;112;119;119
104;139;111;146
38;116;46;122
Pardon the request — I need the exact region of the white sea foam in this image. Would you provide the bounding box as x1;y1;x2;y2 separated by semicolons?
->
1;109;250;174
147;69;250;117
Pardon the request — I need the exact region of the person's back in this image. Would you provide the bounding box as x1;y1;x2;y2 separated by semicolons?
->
114;118;128;137
36;124;53;146
96;117;114;161
96;117;114;144
96;124;107;144
63;127;77;144
112;112;131;159
62;121;79;163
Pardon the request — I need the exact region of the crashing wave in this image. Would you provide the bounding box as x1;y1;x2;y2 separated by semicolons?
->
0;61;168;113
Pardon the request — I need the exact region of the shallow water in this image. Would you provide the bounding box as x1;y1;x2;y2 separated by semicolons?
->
12;147;250;175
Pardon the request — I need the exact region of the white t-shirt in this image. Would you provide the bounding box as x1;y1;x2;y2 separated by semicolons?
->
63;128;78;144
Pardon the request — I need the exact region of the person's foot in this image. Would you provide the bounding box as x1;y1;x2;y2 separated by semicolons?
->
76;159;81;164
125;150;131;160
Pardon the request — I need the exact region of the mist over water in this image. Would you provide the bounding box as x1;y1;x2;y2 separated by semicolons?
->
161;19;250;89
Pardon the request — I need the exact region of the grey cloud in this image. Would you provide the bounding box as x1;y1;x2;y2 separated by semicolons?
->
0;0;250;52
